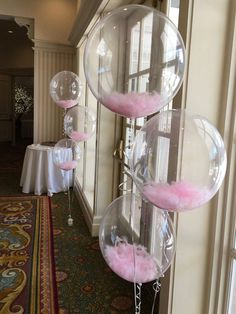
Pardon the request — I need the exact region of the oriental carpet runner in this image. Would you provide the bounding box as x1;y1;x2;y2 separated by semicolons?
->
0;196;58;314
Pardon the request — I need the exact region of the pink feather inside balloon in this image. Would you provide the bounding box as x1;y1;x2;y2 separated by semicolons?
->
70;131;90;142
58;160;77;171
101;92;162;118
142;181;211;211
56;99;77;109
104;242;157;283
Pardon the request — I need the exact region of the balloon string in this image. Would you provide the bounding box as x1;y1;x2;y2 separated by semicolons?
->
130;193;142;313
127;120;139;311
71;170;75;207
129;118;135;148
62;108;66;137
68;180;71;215
134;283;142;314
151;278;162;314
131;196;136;309
130;118;136;193
67;172;73;226
130;192;137;311
71;174;75;203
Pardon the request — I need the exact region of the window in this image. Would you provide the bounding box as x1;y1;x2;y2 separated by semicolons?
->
73;0;236;312
120;1;180;197
120;12;154;197
228;255;236;313
76;38;97;209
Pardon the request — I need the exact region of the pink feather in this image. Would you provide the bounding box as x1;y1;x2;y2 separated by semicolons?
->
104;242;157;283
101;92;162;118
142;181;211;211
56;99;77;109
70;131;90;142
58;160;77;171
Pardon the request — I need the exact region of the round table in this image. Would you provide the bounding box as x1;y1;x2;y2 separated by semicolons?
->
20;144;74;196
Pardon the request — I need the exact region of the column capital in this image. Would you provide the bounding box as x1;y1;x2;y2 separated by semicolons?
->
33;39;75;54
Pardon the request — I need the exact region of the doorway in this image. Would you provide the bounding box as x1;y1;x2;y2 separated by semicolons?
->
0;15;34;145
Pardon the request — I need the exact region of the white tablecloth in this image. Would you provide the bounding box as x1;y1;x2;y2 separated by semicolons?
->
20;144;73;196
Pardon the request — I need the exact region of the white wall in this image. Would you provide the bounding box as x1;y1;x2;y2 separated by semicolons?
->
158;0;236;314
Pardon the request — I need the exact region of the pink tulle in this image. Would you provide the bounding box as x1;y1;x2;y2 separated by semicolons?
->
142;181;211;211
58;160;77;171
104;242;157;283
101;92;162;118
70;131;90;142
56;99;77;109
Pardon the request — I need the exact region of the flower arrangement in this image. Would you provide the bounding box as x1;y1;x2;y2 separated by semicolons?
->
14;86;33;115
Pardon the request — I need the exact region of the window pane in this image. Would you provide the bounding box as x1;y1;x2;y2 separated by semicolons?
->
155;137;170;181
138;73;149;92
76;39;97;209
228;259;236;314
83;89;97;208
128;77;137;92
136;117;145;127
169;0;180;27
124;125;133;160
129;22;140;75
128;73;150;92
140;13;153;71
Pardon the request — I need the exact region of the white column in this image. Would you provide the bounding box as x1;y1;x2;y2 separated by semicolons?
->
33;40;76;143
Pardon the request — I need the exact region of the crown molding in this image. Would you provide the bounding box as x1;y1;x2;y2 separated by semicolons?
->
33;39;76;53
69;0;103;46
14;17;34;40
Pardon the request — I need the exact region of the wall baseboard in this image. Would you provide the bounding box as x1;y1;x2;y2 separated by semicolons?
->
74;179;101;237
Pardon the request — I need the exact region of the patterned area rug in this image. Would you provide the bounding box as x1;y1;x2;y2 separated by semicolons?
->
0;142;158;313
0;196;58;314
51;192;156;313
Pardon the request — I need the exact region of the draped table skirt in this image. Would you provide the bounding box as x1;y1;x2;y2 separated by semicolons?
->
20;144;73;196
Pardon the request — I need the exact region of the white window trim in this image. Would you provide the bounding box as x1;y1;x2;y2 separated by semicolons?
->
158;1;236;314
206;3;236;313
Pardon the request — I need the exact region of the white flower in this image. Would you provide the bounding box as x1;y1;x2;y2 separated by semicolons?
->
14;86;33;115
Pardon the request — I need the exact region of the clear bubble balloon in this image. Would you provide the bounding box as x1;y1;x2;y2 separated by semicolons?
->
130;109;227;212
50;71;82;109
99;193;176;283
64;105;96;142
84;5;185;118
53;138;80;171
